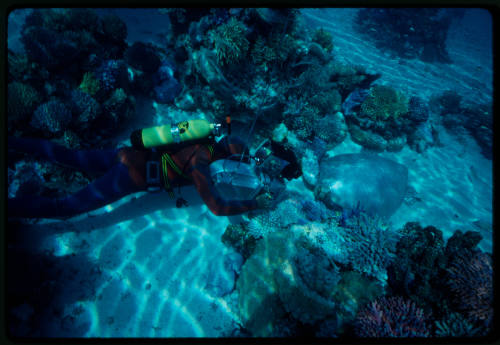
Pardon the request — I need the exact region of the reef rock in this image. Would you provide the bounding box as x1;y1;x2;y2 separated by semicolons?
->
315;153;408;218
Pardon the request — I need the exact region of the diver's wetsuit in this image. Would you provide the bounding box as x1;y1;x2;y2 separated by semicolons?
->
8;136;258;219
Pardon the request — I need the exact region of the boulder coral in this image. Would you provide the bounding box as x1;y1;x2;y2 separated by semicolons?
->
237;218;392;336
359;85;408;121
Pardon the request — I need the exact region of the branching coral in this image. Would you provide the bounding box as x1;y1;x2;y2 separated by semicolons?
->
209;17;249;66
30;99;72;134
94;59;129;96
446;251;493;327
340;213;399;282
355;296;430;337
360;85;408;121
434;312;482;337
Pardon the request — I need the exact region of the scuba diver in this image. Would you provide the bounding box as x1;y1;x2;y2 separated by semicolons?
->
8;118;302;219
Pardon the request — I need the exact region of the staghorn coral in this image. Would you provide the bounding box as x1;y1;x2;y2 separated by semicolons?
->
209;17;249;66
355;296;430;337
434;312;482;337
446;251;493;327
340;212;399;283
360;84;408;121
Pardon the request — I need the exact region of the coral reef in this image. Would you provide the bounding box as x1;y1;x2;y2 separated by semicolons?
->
314;111;347;146
8;160;45;198
387;222;448;314
338;213;399;283
387;221;491;336
354;296;430;337
359;85;408;121
446;251;493;327
78;72;101;96
312;27;334;53
94;59;129;97
30;99;72;134
300;200;332;223
221;223;260;261
100;88;135;128
8;82;42;130
343;84;412;152
209;17;249;66
434;312;482;337
70;89;101;130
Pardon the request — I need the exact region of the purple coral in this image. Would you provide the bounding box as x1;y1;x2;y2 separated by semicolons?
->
355;296;430;337
446;251;493;327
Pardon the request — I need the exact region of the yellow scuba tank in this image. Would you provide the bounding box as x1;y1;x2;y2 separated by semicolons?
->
130;119;221;149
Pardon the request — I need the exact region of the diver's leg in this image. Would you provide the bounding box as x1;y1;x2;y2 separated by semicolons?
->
8;163;142;219
8;136;119;174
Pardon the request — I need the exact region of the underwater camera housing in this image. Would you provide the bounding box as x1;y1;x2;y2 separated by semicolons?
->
209;153;288;202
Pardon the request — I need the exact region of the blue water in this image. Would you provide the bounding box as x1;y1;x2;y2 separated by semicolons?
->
6;8;493;338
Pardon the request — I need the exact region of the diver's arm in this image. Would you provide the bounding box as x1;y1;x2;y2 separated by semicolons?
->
187;147;258;216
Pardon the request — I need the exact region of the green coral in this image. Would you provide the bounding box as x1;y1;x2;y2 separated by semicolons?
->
313;27;334;52
79;72;101;96
251;36;276;67
209;17;249;66
8;82;42;126
360;85;409;120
